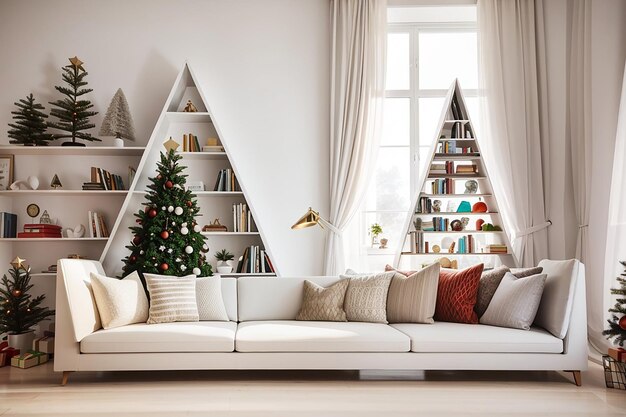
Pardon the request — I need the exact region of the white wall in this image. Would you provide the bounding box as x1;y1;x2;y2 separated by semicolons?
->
0;0;331;276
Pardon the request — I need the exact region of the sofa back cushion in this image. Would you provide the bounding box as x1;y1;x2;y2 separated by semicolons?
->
238;277;341;321
57;259;104;342
535;259;579;338
221;278;238;321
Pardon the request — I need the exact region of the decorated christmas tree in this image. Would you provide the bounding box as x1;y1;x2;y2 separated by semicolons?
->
0;257;55;335
604;261;626;347
99;88;136;142
7;93;53;146
48;56;100;146
122;143;212;278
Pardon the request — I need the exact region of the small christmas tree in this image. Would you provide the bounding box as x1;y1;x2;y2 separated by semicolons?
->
0;257;55;335
603;261;626;347
7;94;53;146
48;56;100;146
99;88;136;142
122;146;212;278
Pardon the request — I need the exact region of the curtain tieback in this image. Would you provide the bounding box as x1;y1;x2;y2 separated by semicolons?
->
516;220;552;237
318;217;341;235
578;224;588;229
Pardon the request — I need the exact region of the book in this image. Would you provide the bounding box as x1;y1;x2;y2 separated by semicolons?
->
18;232;61;238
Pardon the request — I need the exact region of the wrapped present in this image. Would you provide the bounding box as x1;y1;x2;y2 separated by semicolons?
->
609;347;626;363
11;350;48;369
32;336;54;355
0;342;20;367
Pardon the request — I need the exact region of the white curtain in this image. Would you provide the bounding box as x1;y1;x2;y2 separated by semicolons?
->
477;0;550;267
325;0;387;275
601;54;626;352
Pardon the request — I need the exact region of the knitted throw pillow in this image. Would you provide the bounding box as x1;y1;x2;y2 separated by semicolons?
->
434;263;484;324
296;280;349;321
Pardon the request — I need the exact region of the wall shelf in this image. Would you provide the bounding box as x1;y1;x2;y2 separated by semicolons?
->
0;146;145;156
0;237;108;242
0;190;128;196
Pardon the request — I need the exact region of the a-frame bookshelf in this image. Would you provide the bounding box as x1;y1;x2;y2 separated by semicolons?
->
100;63;278;277
394;79;516;270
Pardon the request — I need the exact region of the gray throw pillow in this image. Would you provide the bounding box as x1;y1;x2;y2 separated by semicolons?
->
480;272;547;330
510;266;544;278
474;266;510;318
341;272;394;323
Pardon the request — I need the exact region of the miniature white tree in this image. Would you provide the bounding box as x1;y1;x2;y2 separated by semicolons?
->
99;88;136;141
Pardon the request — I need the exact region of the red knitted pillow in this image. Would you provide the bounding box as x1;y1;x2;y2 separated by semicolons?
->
434;263;484;324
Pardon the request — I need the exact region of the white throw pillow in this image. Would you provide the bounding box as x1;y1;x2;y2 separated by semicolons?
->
534;259;579;338
196;277;229;321
144;274;199;324
89;271;149;329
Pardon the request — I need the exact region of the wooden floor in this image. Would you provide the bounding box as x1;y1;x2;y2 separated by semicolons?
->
0;360;625;416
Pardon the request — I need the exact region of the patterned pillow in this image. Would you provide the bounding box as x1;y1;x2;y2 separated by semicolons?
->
474;266;510;318
296;280;349;321
144;274;199;324
387;263;440;324
341;272;394;323
434;263;484;324
195;277;229;321
90;271;149;329
480;272;547;330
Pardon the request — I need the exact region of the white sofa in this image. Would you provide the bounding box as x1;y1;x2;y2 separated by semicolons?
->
54;259;588;385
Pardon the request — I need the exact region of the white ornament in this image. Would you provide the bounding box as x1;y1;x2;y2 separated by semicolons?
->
181;227;189;235
154;263;158;267
180;265;187;271
162;206;166;211
193;224;201;233
192;267;201;275
174;207;183;215
168;248;173;254
202;244;209;251
185;246;193;254
167;206;174;212
172;222;176;226
182;222;188;227
176;258;182;262
140;250;145;255
159;245;166;251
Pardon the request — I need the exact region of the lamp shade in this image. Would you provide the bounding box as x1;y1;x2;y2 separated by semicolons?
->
291;207;321;230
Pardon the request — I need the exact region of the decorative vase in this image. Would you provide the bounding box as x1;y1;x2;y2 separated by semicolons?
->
113;138;124;148
8;330;35;353
216;261;233;274
62;141;86;147
371;235;380;247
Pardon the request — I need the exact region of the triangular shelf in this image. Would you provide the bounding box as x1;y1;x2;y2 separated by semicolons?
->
394;79;517;270
100;63;278;277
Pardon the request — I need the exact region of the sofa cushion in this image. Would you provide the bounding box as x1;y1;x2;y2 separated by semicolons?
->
341;272;394;323
235;321;410;352
144;274;199;324
196;277;229;321
387;263;440;324
535;259;579;339
434;263;484;324
296;280;349;322
80;321;236;353
90;271;149;329
391;322;563;353
474;266;510;318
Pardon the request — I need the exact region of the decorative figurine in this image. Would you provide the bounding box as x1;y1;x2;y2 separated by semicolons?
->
39;210;52;224
379;238;388;249
432;200;442;213
413;217;423;231
464;180;478;194
50;174;62;189
183;100;198;112
432;244;441;253
460;217;470;230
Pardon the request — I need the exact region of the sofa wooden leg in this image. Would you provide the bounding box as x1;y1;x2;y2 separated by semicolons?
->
61;371;73;386
565;370;582;386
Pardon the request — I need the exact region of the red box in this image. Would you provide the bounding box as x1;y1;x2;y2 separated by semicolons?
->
609;347;626;363
0;342;20;367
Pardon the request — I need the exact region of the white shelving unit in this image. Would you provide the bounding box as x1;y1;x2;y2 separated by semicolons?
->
394;79;516;270
100;63;277;277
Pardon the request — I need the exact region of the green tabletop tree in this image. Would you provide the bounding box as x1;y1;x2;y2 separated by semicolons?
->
7;94;53;146
603;260;626;347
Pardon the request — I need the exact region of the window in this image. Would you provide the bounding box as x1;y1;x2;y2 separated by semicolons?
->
343;6;478;272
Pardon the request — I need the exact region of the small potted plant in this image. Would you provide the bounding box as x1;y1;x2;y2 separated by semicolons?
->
369;223;383;247
0;258;55;353
215;249;235;274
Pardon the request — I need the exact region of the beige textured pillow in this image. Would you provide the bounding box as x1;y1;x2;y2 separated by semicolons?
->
144;274;199;324
341;272;394;323
196;277;229;321
296;280;349;321
480;272;547;330
387;263;440;324
90;271;149;329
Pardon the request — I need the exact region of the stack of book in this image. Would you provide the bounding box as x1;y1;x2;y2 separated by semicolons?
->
431;178;454;194
429;163;447;175
214;169;238;192
0;212;17;238
486;244;508;254
450;121;473;139
409;231;425;254
83;167;125;190
236;245;275;274
18;223;62;239
88;211;109;238
456;235;475;254
455;164;477;175
233;203;252;232
437;141;476;154
416;197;433;213
202;137;224;152
432;217;449;232
182;133;202;152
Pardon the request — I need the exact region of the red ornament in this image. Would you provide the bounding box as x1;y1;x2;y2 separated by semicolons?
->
165;180;173;189
160;230;170;239
619;316;626;330
472;201;488;213
148;209;157;218
129;255;137;263
186;201;193;207
160;263;169;271
132;236;142;245
476;219;485;231
157;174;163;180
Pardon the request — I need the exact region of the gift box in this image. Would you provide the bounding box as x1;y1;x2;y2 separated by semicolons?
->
11;350;48;369
609;347;626;363
0;342;20;367
32;336;54;355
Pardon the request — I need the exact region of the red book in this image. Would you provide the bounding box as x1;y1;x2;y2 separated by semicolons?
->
24;224;62;230
18;232;62;238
